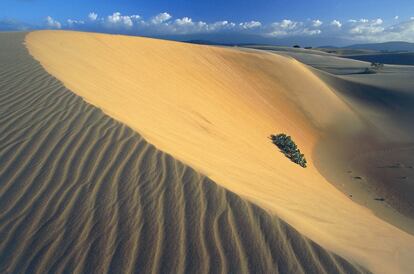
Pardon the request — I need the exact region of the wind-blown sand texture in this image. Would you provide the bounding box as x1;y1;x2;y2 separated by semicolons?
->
264;47;414;226
26;30;414;273
0;32;370;273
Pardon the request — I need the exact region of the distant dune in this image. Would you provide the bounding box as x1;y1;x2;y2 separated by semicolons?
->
265;46;414;224
0;32;370;273
345;41;414;52
25;30;414;273
344;52;414;66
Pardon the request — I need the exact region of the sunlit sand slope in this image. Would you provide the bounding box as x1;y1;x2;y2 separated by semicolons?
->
254;48;414;225
26;30;414;273
0;32;369;274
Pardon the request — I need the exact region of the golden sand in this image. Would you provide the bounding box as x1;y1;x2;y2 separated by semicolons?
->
0;32;367;273
26;30;414;273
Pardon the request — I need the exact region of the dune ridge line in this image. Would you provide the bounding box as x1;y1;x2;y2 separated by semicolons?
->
0;32;369;274
26;30;414;273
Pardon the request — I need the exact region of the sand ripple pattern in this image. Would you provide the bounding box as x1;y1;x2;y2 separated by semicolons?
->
0;33;367;274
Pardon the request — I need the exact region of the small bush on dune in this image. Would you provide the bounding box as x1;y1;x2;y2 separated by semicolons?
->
364;62;384;74
370;62;384;71
270;133;307;168
363;62;384;74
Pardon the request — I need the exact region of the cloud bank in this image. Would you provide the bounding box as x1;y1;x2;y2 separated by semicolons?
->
2;11;414;45
45;16;61;29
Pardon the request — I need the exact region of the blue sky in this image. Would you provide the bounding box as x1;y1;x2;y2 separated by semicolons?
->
1;0;414;45
2;0;412;23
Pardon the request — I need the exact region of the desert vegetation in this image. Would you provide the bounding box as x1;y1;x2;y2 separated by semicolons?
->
370;62;384;71
270;134;307;168
364;62;384;74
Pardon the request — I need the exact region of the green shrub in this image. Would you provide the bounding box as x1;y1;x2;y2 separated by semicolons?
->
370;62;384;71
270;133;307;168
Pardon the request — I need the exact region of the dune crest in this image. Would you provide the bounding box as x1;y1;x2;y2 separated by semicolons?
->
26;30;414;273
0;32;368;274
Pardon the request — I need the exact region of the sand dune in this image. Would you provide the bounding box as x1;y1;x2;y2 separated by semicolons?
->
344;52;414;66
26;30;414;273
270;47;414;227
0;32;368;273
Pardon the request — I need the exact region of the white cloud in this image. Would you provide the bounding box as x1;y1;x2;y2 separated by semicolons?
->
168;17;209;34
175;17;193;26
376;20;414;42
394;15;399;20
348;18;384;36
151;12;172;24
107;12;140;28
336;17;414;42
330;20;342;28
37;12;414;43
239;20;262;29
266;19;323;37
144;16;238;35
88;12;98;21
303;28;321;35
312;19;323;27
45;16;61;29
67;19;84;26
208;20;236;31
279;19;299;29
373;18;383;25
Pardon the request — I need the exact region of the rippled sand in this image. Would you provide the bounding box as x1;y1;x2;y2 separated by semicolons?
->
26;30;414;273
0;32;369;273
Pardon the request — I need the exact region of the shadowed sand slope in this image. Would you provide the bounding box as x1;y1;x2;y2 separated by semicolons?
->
252;47;414;224
26;30;414;273
0;33;368;273
344;52;414;66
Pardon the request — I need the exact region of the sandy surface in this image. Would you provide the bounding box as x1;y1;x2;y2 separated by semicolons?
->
26;30;414;273
251;46;414;232
344;52;414;66
0;32;369;273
